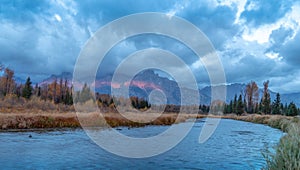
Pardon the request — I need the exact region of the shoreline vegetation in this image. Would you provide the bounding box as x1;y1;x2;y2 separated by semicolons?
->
0;112;203;131
1;66;299;168
1;112;299;169
0;112;297;131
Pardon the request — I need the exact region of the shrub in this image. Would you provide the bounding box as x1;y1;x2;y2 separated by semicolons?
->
263;122;300;170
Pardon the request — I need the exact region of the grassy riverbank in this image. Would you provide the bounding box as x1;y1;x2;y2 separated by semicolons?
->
216;114;300;170
1;112;297;131
212;114;297;132
0;112;205;130
1;112;299;169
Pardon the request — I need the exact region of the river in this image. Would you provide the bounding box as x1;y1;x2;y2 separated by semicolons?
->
0;119;283;169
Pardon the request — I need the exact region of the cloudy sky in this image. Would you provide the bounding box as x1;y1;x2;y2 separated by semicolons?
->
0;0;300;93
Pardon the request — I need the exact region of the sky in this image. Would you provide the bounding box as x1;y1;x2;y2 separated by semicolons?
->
0;0;300;93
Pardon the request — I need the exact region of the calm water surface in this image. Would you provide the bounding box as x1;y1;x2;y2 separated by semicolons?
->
0;119;283;169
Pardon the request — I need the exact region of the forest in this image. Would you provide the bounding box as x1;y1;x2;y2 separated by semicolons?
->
0;65;299;116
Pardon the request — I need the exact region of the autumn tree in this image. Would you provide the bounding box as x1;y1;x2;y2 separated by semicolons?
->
0;67;16;96
245;81;259;113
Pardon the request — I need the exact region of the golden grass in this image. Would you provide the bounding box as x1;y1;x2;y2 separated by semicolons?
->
1;110;299;169
262;120;300;170
0;112;80;129
239;115;294;132
0;112;203;130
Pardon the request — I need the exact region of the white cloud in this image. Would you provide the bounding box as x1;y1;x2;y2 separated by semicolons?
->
242;24;278;44
246;1;260;11
166;1;190;18
54;14;62;22
54;0;77;15
265;52;282;60
241;3;300;44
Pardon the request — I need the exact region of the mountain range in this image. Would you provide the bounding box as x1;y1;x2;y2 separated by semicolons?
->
39;71;300;106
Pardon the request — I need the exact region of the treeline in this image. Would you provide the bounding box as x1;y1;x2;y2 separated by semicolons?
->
72;83;151;112
0;67;74;105
73;83;209;113
0;66;207;113
0;65;298;115
224;80;300;116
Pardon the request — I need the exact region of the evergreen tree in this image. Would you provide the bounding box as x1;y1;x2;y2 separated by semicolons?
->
283;103;288;115
228;100;233;113
258;99;263;113
243;97;247;113
272;93;281;115
262;81;271;114
287;102;298;116
236;94;244;115
254;103;259;113
280;103;284;115
37;86;41;97
34;83;39;96
223;104;228;114
233;94;237;113
140;99;149;109
64;88;73;105
22;77;33;99
79;83;93;103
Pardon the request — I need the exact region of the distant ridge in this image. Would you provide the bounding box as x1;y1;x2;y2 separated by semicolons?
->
38;72;300;106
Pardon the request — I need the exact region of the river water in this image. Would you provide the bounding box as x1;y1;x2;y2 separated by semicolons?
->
0;119;283;169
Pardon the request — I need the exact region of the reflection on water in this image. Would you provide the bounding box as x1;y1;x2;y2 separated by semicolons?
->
0;119;283;169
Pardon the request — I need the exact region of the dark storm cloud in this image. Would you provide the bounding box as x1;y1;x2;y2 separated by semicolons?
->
181;3;239;50
280;31;300;66
0;0;86;81
0;0;300;92
269;26;294;52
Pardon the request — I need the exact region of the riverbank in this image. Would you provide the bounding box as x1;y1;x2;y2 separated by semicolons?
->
1;112;298;169
208;114;298;132
0;112;206;131
1;112;298;131
216;114;300;170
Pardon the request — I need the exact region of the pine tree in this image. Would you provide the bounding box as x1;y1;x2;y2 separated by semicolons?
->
37;87;41;97
79;83;93;103
223;104;228;114
287;102;298;116
283;103;288;115
229;100;233;113
262;81;271;114
22;77;33;99
272;93;281;115
243;97;247;113
254;103;259;113
258;99;263;113
236;94;244;115
233;94;237;113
